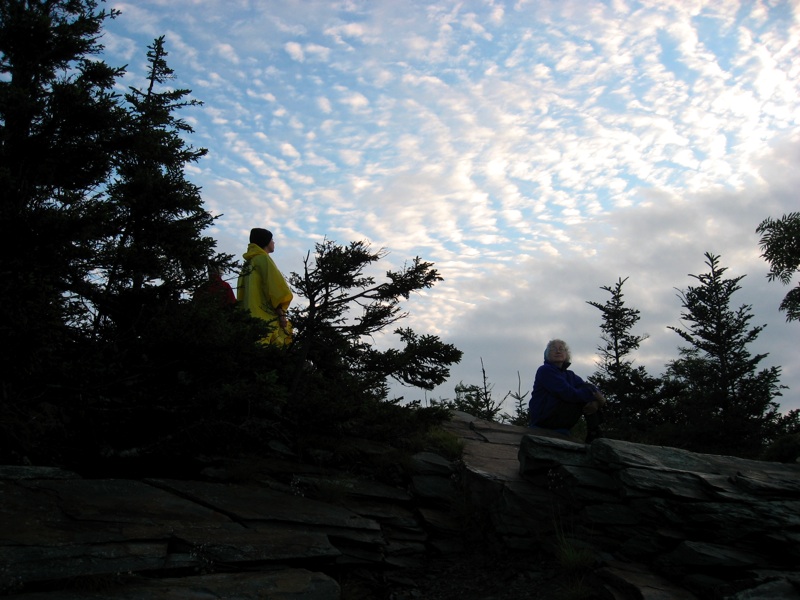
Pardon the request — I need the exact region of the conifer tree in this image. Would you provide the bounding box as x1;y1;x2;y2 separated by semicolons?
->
587;278;662;440
0;7;235;463
85;36;224;341
435;359;505;422
0;4;459;467
0;0;124;460
64;37;242;461
271;239;463;444
663;252;783;457
289;239;462;400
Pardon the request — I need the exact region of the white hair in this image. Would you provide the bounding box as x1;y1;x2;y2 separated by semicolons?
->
545;339;571;363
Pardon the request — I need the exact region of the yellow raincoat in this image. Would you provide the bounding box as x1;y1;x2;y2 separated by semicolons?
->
237;243;293;345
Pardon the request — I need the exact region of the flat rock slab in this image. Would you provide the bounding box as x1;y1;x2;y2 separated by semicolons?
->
148;479;380;531
410;475;460;504
170;523;340;563
468;419;531;446
518;433;591;476
732;469;800;496
1;540;171;586
292;473;413;502
440;411;486;441
5;569;340;599
618;467;713;501
0;477;342;587
590;438;800;480
599;560;699;600
409;452;455;476
339;497;422;530
0;466;79;481
462;438;522;482
1;479;233;545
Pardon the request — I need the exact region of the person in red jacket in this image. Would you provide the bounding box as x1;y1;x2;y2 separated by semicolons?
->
194;265;237;307
205;265;237;306
528;339;606;442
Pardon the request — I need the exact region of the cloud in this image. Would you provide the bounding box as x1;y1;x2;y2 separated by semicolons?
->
337;89;370;111
214;43;240;64
284;41;305;61
280;142;301;160
317;96;333;113
102;0;800;413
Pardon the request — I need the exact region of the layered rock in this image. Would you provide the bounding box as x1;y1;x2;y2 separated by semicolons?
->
454;415;800;599
2;412;799;599
0;443;461;598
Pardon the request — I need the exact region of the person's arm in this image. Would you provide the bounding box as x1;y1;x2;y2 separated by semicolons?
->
540;368;597;404
592;388;606;406
574;373;606;406
276;307;288;328
263;255;293;327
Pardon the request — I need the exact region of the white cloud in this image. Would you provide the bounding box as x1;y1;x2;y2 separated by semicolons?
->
102;0;800;413
338;90;370;111
317;96;333;113
338;149;362;166
284;41;304;62
280;142;301;160
304;43;331;62
214;42;239;64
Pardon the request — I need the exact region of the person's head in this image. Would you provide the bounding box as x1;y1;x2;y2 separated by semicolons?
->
250;228;274;251
207;264;222;279
545;339;571;364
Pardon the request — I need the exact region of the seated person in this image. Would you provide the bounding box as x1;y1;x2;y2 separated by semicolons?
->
528;339;605;442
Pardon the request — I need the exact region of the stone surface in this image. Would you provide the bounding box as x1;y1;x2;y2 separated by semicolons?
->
4;569;341;599
148;478;380;531
598;560;699;600
408;451;455;476
2;412;799;600
516;433;800;599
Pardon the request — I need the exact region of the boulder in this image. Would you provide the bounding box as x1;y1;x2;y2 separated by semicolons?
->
514;434;800;599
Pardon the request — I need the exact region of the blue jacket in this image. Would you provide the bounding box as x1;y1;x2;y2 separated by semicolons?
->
528;360;598;427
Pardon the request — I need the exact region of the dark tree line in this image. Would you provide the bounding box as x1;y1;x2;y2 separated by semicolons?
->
457;239;799;460
5;0;795;468
0;1;460;469
588;252;799;459
0;1;231;465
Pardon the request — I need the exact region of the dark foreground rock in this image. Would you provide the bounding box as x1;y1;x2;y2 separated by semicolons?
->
1;412;799;599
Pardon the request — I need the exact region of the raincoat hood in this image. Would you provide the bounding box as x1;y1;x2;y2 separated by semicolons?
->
243;242;267;261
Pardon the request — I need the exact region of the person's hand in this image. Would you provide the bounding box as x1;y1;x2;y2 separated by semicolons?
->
583;402;599;415
594;390;607;407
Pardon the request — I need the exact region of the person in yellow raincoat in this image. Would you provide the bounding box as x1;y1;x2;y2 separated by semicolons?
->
237;228;293;345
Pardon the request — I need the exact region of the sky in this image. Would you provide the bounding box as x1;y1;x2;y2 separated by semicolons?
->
101;0;800;414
